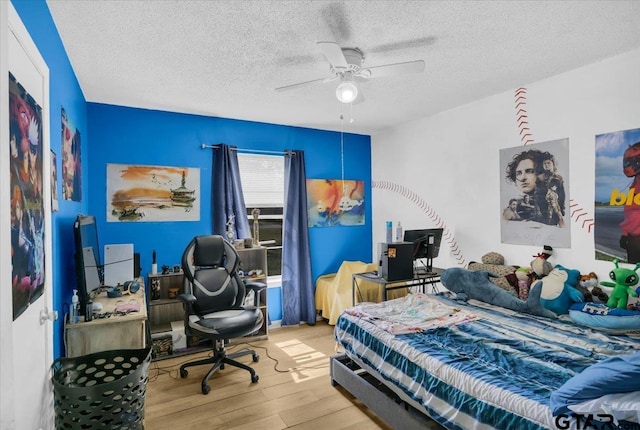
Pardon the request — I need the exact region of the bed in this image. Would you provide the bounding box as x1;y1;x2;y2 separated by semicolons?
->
331;293;640;430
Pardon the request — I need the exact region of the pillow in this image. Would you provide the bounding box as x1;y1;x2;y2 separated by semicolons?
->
568;391;640;424
569;302;640;332
550;350;640;416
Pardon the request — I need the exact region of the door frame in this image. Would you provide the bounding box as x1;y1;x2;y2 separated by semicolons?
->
0;2;54;428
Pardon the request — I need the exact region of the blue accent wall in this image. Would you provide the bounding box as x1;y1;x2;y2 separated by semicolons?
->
87;104;373;283
13;0;373;357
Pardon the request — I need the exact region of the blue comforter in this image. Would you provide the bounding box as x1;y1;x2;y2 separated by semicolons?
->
335;294;640;430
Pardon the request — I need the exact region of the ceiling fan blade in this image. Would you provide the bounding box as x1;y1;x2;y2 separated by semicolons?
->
317;41;348;69
364;60;425;79
369;36;438;54
275;77;326;92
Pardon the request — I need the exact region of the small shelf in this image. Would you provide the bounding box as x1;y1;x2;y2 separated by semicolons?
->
147;247;269;360
150;322;172;334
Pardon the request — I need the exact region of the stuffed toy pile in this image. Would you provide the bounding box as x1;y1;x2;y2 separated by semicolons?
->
534;264;585;315
441;267;557;318
568;259;640;331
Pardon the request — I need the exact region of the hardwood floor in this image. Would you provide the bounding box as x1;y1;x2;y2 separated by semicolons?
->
144;321;394;429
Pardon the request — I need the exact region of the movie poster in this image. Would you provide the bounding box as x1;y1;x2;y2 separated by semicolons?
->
499;139;571;247
595;127;640;263
9;72;45;320
61;107;82;201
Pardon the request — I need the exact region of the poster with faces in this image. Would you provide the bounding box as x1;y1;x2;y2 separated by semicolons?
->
499;139;570;247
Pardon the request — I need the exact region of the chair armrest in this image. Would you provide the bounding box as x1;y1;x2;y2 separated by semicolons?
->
244;281;267;307
245;281;267;293
178;293;197;304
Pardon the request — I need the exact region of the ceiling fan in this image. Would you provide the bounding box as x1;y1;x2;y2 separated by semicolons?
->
275;42;425;104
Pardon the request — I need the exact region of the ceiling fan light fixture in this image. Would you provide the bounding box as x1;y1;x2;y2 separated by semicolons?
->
336;80;358;103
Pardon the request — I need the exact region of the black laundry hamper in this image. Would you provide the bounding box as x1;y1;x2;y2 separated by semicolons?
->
51;347;151;430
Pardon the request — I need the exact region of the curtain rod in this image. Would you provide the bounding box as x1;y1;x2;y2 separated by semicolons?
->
200;143;293;156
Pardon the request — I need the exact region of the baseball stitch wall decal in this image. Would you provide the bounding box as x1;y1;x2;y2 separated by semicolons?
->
514;87;534;145
372;180;467;266
513;87;594;233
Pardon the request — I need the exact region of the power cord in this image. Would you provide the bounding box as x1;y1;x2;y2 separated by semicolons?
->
147;339;329;381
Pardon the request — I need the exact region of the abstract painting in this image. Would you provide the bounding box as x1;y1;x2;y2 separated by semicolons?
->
306;179;365;227
107;163;200;222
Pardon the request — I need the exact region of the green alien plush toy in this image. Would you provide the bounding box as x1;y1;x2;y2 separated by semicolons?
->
600;259;640;309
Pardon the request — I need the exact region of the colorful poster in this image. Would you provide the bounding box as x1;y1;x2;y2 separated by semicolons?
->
107;163;200;222
595;127;640;262
51;150;59;212
499;139;571;247
306;179;365;227
61;107;82;201
9;72;45;320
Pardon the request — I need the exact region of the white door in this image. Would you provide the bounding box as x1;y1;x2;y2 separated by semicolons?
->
1;3;54;429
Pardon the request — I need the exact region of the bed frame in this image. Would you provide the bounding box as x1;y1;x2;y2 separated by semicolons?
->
330;353;439;430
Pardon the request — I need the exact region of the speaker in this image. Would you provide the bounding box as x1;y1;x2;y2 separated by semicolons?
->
134;252;141;278
380;242;413;282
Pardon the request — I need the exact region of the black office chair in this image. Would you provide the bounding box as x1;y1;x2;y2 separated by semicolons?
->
178;235;266;394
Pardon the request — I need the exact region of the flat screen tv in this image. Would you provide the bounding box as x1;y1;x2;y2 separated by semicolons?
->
403;228;443;272
74;214;103;313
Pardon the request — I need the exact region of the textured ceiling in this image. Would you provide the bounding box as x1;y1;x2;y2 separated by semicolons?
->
46;0;640;135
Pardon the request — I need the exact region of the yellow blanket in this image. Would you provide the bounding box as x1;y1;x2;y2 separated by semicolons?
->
315;260;408;325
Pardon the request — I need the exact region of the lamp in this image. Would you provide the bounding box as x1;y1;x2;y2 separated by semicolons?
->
336;80;358;104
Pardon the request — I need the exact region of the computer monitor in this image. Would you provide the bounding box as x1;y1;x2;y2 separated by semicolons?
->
403;228;443;272
73;214;103;313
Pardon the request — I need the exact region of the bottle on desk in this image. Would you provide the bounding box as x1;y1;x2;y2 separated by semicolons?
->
69;289;79;324
85;300;93;322
395;222;403;242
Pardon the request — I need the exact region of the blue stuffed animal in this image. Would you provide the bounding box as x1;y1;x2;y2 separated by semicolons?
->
535;264;584;315
441;267;557;318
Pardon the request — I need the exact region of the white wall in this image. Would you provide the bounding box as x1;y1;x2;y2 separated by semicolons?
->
371;48;640;280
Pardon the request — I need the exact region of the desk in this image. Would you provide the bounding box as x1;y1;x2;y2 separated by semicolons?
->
352;268;443;305
64;285;147;357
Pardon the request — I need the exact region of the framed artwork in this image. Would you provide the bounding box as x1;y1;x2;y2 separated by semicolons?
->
61;107;82;201
306;179;365;227
106;163;200;222
595;126;640;263
50;149;58;212
499;139;571;248
9;72;46;319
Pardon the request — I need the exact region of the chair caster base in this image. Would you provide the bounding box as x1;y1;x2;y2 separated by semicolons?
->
201;383;211;395
180;368;188;378
251;374;259;383
252;353;259;362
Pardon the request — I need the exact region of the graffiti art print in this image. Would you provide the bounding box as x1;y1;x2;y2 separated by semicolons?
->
9;72;45;320
499;139;571;247
61;107;82;201
595;127;640;262
306;179;365;227
51;150;59;212
107;163;200;222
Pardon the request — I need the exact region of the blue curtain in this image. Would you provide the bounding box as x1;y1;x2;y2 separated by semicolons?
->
282;150;315;325
211;144;251;240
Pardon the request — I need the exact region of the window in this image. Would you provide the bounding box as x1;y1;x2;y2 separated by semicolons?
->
237;153;284;278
